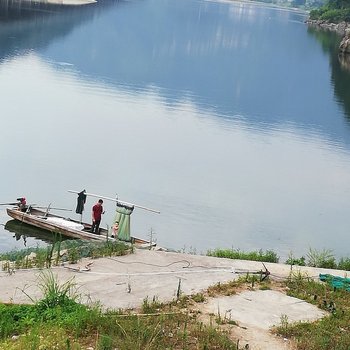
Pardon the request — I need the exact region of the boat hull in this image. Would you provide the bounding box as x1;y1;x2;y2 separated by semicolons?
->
6;208;151;246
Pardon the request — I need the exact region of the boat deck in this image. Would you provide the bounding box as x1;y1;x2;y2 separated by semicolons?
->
6;207;152;247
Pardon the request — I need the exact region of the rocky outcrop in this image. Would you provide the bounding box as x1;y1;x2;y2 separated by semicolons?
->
339;29;350;54
339;30;350;70
306;20;350;35
307;20;350;58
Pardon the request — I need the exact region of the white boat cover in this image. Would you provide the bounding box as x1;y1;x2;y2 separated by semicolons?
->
46;217;84;231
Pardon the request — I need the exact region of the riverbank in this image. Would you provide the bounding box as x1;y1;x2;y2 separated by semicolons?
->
306;19;350;35
1;248;349;349
1;248;347;308
306;19;350;59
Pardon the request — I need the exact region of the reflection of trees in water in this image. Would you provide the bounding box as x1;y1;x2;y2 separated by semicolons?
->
4;219;69;248
332;57;350;120
307;26;350;119
339;54;350;71
0;0;100;20
0;0;115;62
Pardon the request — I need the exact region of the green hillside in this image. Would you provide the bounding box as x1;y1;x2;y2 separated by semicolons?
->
310;0;350;22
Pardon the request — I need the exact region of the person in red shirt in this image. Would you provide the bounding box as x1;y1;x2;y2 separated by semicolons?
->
91;199;104;234
17;197;27;212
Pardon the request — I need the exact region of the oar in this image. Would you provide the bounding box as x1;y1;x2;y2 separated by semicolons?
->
0;202;37;206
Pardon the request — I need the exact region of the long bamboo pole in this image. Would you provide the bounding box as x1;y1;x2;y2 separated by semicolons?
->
32;206;72;212
68;190;160;214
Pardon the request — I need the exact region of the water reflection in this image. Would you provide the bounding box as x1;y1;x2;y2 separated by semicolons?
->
1;0;350;258
1;0;348;150
0;0;117;63
0;1;342;127
1;54;350;259
307;26;350;120
0;217;61;253
5;219;58;244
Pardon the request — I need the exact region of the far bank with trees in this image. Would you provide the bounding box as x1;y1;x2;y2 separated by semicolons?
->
307;0;350;55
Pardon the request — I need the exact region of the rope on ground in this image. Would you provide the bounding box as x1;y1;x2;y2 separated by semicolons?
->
107;257;192;268
65;268;236;277
108;257;243;270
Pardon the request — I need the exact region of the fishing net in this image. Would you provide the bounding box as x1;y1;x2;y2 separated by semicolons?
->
110;203;134;242
320;274;350;292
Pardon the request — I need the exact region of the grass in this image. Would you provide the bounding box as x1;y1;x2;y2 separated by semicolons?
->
0;271;239;350
207;248;279;263
274;271;350;350
206;273;272;298
6;242;350;274
306;248;337;269
141;296;163;314
0;271;101;347
4;251;350;349
4;242;350;349
0;239;132;271
286;248;350;271
205;247;350;349
207;247;350;272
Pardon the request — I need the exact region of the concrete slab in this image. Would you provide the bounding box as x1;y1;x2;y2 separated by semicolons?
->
1;249;344;350
0;249;348;309
203;290;327;330
0;249;239;307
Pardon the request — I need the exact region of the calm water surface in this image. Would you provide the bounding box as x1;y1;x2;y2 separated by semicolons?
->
1;0;350;260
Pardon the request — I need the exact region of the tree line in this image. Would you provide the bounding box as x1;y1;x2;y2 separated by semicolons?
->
310;0;350;23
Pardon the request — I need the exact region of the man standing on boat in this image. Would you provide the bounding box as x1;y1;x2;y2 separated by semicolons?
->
17;197;27;212
91;199;104;234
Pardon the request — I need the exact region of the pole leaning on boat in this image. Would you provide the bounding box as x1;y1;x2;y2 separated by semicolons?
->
68;190;160;214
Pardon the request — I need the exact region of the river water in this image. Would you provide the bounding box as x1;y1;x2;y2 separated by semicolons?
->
0;0;350;260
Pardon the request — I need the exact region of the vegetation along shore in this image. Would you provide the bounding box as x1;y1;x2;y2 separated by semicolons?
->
307;0;350;55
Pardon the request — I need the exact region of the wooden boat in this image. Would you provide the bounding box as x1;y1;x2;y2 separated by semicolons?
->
6;207;153;247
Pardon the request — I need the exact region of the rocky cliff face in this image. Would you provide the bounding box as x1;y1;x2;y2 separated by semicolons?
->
339;31;350;70
339;29;350;54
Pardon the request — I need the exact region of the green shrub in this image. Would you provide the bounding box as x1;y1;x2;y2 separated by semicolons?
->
320;8;350;22
0;240;131;270
337;257;350;271
306;248;336;268
141;296;163;314
309;0;350;22
285;252;306;266
192;293;205;303
207;248;279;263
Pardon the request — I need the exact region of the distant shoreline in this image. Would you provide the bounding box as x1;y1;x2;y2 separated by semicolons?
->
23;0;307;11
21;0;96;5
213;0;308;14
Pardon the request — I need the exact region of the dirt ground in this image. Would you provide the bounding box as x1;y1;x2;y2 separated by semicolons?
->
0;248;342;349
